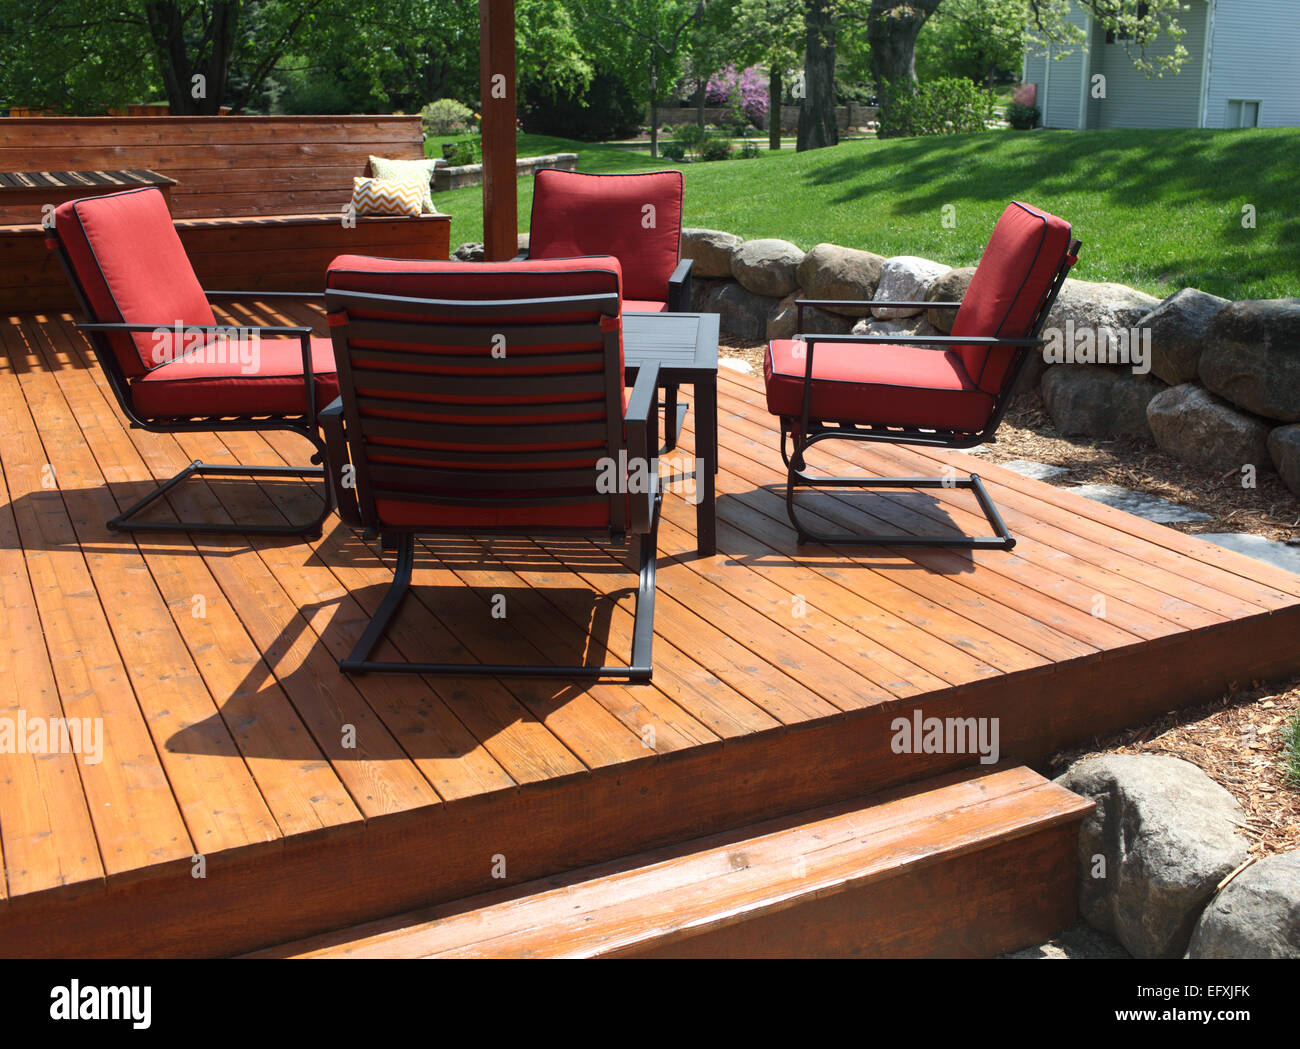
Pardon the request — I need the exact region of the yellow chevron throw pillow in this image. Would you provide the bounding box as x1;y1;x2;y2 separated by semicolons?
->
350;176;424;218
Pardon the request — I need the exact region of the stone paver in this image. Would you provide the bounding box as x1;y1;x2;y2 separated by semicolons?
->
1065;483;1211;524
1000;459;1069;481
1198;532;1300;576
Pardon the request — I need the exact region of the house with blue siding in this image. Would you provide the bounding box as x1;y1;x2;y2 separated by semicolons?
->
1021;0;1300;129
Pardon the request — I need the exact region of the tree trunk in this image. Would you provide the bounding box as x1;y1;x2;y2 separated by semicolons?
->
769;66;781;150
649;59;659;159
696;76;707;129
867;0;943;137
796;0;837;152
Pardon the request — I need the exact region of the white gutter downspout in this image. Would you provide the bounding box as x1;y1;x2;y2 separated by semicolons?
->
1198;0;1216;128
1043;40;1052;127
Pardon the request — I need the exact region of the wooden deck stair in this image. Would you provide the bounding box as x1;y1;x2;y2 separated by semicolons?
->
253;766;1093;959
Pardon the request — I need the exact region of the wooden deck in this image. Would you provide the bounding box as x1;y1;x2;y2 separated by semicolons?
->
2;301;1299;957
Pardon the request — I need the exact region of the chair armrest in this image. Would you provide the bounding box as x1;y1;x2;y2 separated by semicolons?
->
796;298;962;309
624;362;661;535
205;290;327;302
319;398;363;528
801;332;1043;348
76;321;313;337
667;258;693;313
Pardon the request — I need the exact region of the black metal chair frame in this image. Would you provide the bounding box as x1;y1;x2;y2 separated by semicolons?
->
321;283;663;681
518;168;694;452
780;235;1081;550
47;226;332;539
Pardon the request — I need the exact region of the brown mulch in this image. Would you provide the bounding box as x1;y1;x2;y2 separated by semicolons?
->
720;335;1300;856
1048;679;1300;858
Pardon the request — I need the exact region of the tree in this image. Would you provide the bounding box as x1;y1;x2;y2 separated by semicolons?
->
729;0;802;149
915;0;1026;87
796;0;838;151
576;0;710;158
860;0;1191;132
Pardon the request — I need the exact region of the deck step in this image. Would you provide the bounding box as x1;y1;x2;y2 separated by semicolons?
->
252;766;1093;959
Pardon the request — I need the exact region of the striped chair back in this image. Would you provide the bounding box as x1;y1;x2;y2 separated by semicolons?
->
324;255;630;536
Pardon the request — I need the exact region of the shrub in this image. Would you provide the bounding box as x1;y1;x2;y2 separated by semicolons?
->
661;140;688;162
521;70;643;141
739;141;760;159
441;139;479;166
674;123;709;155
421;98;473;136
1006;102;1041;129
878;77;996;138
700;135;734;162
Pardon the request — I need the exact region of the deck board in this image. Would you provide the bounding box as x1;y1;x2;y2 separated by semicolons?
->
2;304;1298;957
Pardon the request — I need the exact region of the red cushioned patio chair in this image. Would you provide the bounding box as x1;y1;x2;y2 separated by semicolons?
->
321;255;662;680
523;168;693;448
764;201;1080;550
46;186;336;537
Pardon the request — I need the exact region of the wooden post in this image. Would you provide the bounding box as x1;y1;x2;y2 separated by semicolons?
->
480;0;518;261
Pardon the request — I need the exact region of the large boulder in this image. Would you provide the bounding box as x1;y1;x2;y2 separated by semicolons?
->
926;266;976;333
850;314;937;338
1041;365;1166;437
1044;280;1162;365
767;296;857;341
452;241;485;262
795;243;885;315
1056;754;1249;959
690;277;729;314
1198;298;1300;422
716;282;784;341
731;238;805;298
1268;424;1300;497
1141;287;1229;385
681;227;743;279
1187;850;1300;959
871;256;950;318
1147;384;1272;475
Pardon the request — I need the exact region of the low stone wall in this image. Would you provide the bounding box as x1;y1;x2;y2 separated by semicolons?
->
433;152;578;192
680;226;1300;497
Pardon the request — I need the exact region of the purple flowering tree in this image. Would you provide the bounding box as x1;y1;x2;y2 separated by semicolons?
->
705;63;769;127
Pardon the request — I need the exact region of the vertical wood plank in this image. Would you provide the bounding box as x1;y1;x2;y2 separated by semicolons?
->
480;0;518;261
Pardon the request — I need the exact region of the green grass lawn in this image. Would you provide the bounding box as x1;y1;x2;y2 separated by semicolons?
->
430;128;1300;300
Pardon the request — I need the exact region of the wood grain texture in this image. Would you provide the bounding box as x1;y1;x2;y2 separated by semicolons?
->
255;766;1090;958
0;308;1297;957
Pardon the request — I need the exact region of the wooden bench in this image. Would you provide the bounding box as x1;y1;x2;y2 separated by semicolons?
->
0;115;451;312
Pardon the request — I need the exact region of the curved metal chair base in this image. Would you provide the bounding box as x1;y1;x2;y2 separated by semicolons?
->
783;430;1015;550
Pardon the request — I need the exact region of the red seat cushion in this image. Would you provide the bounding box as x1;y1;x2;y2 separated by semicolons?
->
325;255;629;532
764;339;995;433
52;187;215;379
131;337;338;419
528;169;684;304
951;201;1073;394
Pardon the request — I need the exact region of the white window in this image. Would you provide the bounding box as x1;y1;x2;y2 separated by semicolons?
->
1226;99;1261;128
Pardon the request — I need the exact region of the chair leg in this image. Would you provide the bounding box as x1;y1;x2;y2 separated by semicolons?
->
109;460;330;540
340;510;660;680
786;457;1016;550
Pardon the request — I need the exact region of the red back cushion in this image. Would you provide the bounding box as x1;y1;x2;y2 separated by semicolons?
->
52;187;214;378
324;255;626;531
528;169;683;303
951;202;1073;395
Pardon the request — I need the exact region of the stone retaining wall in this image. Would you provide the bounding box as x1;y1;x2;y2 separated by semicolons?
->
433;152;578;192
679;226;1300;497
